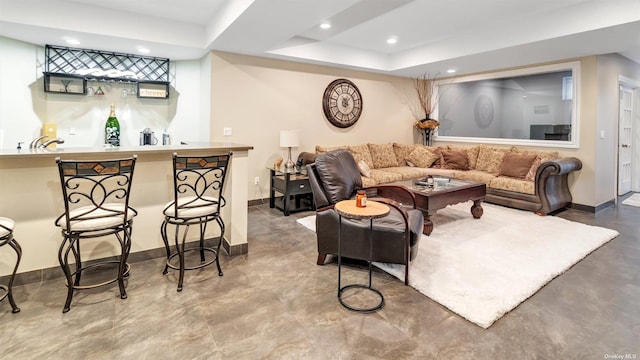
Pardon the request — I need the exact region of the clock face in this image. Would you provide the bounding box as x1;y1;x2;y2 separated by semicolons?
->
322;79;363;128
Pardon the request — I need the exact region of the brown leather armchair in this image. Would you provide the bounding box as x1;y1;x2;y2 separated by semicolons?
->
306;149;424;285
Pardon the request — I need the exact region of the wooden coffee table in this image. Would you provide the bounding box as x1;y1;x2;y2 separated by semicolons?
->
386;178;486;235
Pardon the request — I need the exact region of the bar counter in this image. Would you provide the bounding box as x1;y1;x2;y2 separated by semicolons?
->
0;142;253;279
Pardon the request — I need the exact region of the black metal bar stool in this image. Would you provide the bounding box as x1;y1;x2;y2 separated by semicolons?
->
55;156;137;313
0;217;21;313
161;152;231;291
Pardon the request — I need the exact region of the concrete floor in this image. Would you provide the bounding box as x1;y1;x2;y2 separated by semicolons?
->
1;201;638;359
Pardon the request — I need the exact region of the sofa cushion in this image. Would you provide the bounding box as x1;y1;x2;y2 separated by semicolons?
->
489;176;535;195
466;146;480;169
453;169;497;184
441;149;470;170
347;144;374;169
316;145;347;154
361;176;377;187
406;146;440;168
369;169;404;184
475;145;509;174
379;166;433;180
524;151;559;181
499;152;537;179
447;146;478;168
392;143;417;166
368;143;399;168
357;160;371;178
428;146;448;168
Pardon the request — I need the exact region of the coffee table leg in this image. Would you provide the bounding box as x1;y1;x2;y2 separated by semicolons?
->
471;200;484;219
423;215;433;236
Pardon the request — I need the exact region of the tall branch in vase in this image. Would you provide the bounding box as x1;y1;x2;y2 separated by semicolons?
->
414;73;441;146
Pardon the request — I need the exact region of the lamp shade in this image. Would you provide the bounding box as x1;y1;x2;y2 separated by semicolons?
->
279;130;299;148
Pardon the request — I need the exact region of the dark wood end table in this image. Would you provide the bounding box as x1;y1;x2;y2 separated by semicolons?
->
268;167;314;216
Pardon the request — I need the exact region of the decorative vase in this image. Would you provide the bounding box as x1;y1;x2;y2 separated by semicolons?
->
415;114;439;146
422;128;434;146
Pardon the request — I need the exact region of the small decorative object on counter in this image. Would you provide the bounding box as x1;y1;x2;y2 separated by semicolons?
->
140;128;157;145
356;190;367;208
162;129;170;145
273;157;283;169
105;104;120;146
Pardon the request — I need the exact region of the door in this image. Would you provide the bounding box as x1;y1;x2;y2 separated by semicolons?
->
618;85;633;195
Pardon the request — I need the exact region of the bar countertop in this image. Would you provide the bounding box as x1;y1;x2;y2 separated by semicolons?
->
0;141;254;159
0;141;253;276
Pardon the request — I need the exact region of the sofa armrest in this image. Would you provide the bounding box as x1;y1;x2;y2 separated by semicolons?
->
364;184;418;209
535;157;582;215
536;157;583;179
315;204;335;213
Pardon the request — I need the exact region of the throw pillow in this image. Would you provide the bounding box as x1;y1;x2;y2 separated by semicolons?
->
347;144;374;169
465;146;480;169
498;152;537;179
475;145;509;174
357;160;371;178
393;143;417;166
315;145;347;154
405;146;440;168
524;151;559;181
418;145;445;167
441;149;470;170
368;143;399;168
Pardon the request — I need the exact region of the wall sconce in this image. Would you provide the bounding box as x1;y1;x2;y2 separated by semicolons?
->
279;130;299;169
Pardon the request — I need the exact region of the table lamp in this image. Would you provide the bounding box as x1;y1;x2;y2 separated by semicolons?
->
280;130;299;169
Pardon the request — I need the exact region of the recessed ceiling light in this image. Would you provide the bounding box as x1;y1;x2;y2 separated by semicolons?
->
446;69;456;74
320;22;331;30
387;37;397;45
65;39;80;45
137;47;150;54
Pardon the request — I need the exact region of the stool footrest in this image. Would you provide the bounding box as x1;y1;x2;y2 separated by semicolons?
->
64;261;131;290
165;247;219;271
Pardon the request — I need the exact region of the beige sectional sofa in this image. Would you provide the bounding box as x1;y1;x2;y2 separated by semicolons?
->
315;143;582;215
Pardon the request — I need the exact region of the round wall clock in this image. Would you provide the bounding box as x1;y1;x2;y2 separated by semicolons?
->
322;78;363;128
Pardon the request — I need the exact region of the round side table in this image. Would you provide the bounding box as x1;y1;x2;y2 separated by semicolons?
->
335;199;390;313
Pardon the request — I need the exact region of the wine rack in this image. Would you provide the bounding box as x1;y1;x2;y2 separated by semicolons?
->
43;44;170;98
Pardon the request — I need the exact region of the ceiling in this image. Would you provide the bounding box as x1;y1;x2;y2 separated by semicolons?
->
1;0;640;78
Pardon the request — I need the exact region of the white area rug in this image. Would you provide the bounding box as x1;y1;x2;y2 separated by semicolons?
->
622;193;640;207
296;202;618;328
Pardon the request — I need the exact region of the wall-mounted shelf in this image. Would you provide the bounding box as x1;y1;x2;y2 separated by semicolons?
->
44;73;87;95
43;44;170;98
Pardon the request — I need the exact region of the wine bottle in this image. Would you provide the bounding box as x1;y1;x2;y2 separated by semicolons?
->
105;104;120;146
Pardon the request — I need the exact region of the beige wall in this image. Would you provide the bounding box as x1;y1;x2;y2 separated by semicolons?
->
569;56;598;208
4;35;639;210
208;51;418;201
595;54;640;206
205;51;640;208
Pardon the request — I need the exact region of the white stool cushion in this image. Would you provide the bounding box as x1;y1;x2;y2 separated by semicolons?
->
56;203;136;231
0;217;15;237
163;196;219;219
